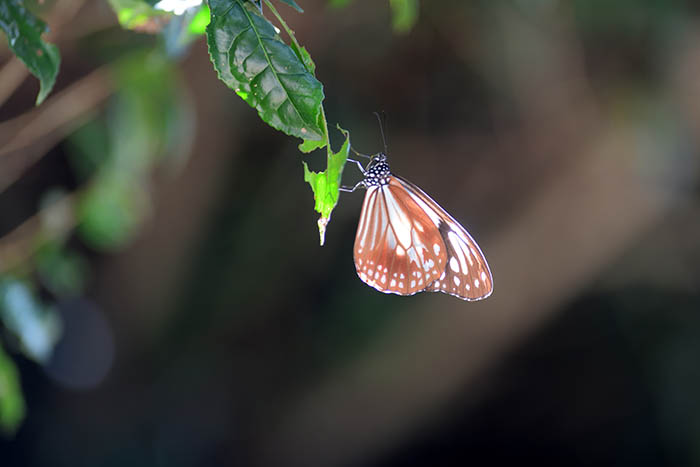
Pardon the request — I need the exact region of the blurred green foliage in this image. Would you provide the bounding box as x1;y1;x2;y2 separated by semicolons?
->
389;0;419;33
328;0;353;7
0;0;416;439
1;5;194;438
108;0;166;29
0;344;25;436
186;4;210;35
72;50;188;249
77;173;147;250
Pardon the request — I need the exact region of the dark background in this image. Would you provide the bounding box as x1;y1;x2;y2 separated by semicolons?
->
2;0;700;465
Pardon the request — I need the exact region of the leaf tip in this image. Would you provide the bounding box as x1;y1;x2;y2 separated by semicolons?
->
317;215;328;246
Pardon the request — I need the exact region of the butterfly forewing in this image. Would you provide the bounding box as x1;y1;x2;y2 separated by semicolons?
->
393;175;493;300
354;182;448;296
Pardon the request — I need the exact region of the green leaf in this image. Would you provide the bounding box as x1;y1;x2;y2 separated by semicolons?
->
0;278;62;364
0;0;60;105
298;106;326;152
389;0;419;33
276;0;304;13
207;0;325;140
303;126;350;245
298;137;326;153
0;344;25;436
289;40;325;151
291;42;315;75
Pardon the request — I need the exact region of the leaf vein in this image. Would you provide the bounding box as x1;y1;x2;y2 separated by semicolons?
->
238;1;311;129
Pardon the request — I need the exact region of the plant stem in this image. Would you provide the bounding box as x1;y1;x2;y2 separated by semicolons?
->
263;0;331;151
263;0;303;52
320;105;331;153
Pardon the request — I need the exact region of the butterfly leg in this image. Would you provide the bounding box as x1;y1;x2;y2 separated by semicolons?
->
345;158;367;174
339;180;365;192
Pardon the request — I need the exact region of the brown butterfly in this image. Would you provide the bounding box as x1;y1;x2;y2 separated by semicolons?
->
342;151;493;300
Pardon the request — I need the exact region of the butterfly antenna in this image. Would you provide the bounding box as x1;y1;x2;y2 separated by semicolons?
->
373;111;389;155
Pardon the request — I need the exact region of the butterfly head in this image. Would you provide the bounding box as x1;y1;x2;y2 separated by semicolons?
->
363;153;391;187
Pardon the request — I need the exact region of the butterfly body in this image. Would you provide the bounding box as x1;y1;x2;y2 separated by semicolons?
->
351;153;493;301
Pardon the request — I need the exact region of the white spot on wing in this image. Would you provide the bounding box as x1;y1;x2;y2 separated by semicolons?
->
386;228;397;250
407;247;419;267
449;257;459;273
433;243;441;255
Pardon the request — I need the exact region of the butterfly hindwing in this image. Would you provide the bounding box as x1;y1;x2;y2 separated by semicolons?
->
393;175;493;300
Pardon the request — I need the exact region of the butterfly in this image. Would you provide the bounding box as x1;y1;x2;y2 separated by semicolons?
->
342;151;493;301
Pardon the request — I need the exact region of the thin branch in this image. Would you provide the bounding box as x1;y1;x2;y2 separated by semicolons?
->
263;0;304;52
0;192;76;274
0;58;29;108
0;66;114;194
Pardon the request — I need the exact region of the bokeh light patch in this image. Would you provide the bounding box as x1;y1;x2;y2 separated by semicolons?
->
45;299;115;390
